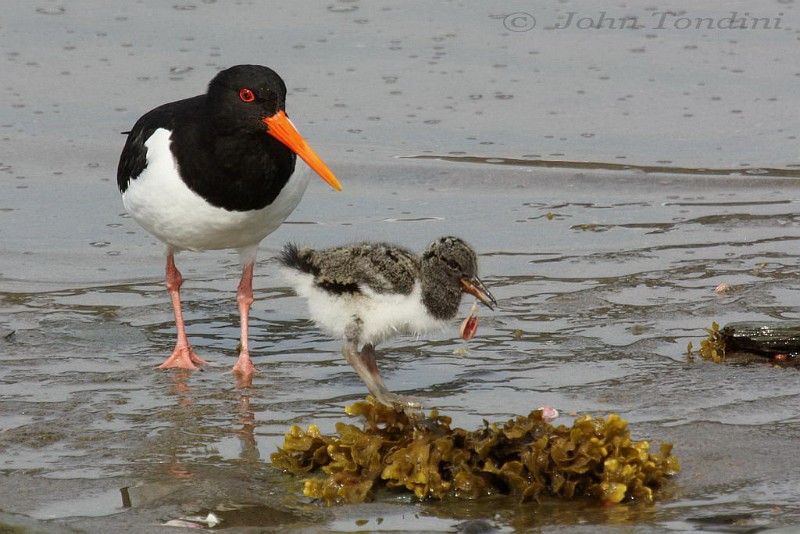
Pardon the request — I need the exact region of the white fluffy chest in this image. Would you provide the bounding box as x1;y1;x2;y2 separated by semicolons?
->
284;271;448;346
121;128;311;252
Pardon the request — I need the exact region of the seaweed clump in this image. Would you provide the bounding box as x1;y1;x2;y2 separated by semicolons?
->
271;398;680;505
687;321;726;363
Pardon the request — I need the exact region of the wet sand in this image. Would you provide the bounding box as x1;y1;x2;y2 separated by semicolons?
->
2;1;800;532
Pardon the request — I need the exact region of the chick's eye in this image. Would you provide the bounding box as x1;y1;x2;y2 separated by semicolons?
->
239;88;255;102
445;258;460;270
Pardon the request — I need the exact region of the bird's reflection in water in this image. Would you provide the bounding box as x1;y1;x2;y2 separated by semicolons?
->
236;386;259;463
119;367;269;511
163;369;197;482
169;369;195;410
234;370;254;389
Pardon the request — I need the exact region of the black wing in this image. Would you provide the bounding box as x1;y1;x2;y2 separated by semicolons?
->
116;95;204;193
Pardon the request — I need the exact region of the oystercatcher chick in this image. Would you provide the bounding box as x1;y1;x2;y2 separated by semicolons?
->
117;65;341;379
279;236;496;407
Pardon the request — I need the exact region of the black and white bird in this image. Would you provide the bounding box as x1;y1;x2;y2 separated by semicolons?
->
117;65;341;379
279;236;496;407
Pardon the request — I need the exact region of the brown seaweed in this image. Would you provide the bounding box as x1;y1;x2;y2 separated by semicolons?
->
271;398;680;505
700;321;727;363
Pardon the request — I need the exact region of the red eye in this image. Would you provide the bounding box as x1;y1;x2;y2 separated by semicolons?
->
239;88;255;102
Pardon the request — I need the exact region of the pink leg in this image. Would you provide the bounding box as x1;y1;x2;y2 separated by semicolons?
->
341;329;422;410
232;261;256;379
157;252;208;369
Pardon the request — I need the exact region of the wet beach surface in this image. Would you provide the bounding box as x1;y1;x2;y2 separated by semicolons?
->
2;1;800;532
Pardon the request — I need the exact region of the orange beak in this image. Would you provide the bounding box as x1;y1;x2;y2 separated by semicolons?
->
262;110;342;191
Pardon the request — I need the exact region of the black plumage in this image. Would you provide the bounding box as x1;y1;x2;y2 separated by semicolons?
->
118;66;297;211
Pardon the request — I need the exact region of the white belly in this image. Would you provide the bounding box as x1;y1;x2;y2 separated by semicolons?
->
284;271;447;346
122;128;311;252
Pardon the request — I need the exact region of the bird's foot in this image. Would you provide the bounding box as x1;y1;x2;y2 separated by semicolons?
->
373;391;424;411
158;345;208;370
231;351;256;387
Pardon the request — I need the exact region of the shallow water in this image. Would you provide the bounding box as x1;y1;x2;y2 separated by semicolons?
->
2;1;800;532
4;163;800;532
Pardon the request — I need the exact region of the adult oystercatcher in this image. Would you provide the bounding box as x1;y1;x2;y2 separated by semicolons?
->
279;236;496;407
117;64;341;378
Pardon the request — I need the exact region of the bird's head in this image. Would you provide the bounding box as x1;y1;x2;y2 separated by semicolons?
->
422;236;496;310
208;64;341;191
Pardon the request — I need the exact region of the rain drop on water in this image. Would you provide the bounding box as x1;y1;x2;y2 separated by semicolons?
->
327;3;358;13
35;6;66;15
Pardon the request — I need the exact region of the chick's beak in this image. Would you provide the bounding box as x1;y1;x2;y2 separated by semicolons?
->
460;276;497;310
262;110;342;191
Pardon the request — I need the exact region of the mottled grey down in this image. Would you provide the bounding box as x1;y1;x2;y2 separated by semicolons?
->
280;236;480;320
